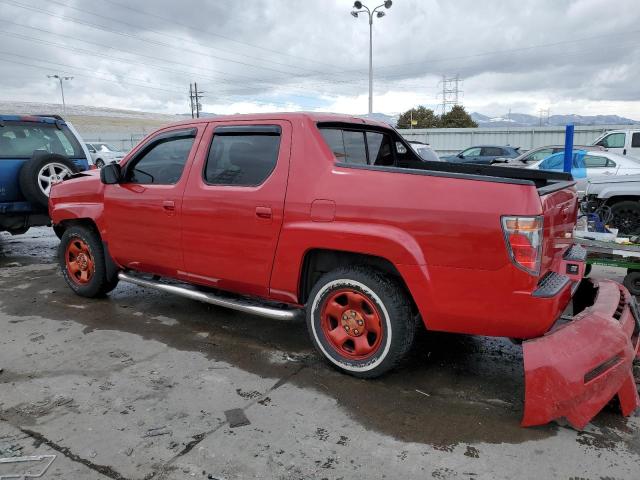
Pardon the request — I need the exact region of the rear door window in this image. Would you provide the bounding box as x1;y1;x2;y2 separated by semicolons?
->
481;147;503;156
205;126;281;186
0;121;83;159
584;155;612;168
632;132;640;148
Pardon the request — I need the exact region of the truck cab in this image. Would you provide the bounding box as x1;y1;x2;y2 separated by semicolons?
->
593;129;640;159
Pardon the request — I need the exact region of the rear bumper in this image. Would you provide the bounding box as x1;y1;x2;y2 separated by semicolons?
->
522;278;640;429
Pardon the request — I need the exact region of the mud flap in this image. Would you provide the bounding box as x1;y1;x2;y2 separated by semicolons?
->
522;281;640;429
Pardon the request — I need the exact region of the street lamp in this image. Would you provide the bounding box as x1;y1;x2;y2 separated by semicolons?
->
350;0;392;114
47;74;73;114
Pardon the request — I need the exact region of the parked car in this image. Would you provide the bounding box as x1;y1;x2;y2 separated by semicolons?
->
49;112;638;429
0;114;91;234
85;142;125;168
592;129;640;159
440;145;519;164
493;144;604;167
407;141;441;162
582;174;640;235
527;149;640;195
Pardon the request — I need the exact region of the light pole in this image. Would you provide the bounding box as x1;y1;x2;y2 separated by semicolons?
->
350;0;392;114
47;74;73;114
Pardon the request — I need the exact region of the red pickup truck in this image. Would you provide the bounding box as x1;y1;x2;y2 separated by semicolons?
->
49;113;639;428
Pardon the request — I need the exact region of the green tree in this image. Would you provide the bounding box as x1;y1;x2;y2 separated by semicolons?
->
439;105;478;128
396;106;439;129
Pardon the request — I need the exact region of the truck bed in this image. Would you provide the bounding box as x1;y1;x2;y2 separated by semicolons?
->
340;160;574;194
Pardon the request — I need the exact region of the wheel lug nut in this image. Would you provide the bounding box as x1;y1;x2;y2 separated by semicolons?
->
354;329;359;335
345;326;350;331
357;320;363;326
342;314;348;320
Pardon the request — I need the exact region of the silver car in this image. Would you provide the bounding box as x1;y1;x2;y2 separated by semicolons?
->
85;142;125;168
493;144;604;167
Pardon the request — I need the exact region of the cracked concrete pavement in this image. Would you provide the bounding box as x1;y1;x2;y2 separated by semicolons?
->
0;227;639;479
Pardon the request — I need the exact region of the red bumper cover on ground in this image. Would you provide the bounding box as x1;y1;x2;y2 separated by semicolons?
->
522;279;640;429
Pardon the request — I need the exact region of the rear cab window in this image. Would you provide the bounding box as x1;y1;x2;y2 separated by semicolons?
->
0;121;83;159
319;124;419;168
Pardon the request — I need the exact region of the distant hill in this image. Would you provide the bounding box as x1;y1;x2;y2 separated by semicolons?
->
470;111;638;127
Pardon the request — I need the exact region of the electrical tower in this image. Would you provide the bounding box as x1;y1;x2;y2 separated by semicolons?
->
538;108;551;126
189;82;205;118
438;74;462;115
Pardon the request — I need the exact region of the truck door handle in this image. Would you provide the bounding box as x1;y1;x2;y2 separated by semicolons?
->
162;200;176;212
255;206;272;219
623;149;627;155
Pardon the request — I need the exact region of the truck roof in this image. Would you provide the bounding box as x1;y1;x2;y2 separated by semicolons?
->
168;112;391;129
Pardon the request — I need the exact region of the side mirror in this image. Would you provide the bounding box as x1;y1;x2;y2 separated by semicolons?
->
457;153;464;159
100;163;122;184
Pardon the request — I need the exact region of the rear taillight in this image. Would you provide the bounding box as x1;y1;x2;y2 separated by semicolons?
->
501;216;543;275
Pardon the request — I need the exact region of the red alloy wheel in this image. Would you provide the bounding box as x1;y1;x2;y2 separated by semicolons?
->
65;238;95;285
320;288;383;360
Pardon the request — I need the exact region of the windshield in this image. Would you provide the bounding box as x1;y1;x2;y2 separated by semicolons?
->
94;143;120;152
0;121;84;159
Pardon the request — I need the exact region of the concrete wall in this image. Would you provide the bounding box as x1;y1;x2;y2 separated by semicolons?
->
397;124;636;155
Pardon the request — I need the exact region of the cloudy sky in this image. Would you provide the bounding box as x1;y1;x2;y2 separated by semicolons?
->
0;0;639;118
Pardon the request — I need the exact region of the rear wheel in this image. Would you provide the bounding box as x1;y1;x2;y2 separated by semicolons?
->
58;225;119;297
306;266;415;378
19;153;77;208
95;159;105;168
610;201;640;235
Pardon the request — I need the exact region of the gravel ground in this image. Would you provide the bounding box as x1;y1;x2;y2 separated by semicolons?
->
0;227;638;480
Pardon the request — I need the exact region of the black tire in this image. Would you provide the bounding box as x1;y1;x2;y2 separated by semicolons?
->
623;270;640;296
306;265;415;378
19;153;78;208
58;225;119;297
95;159;105;168
610;201;640;235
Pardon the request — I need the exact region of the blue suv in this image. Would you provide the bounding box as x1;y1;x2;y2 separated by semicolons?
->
0;115;91;235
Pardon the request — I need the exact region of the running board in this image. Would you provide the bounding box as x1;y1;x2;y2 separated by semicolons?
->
117;272;301;321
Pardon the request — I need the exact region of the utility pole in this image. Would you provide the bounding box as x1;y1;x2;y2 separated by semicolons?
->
47;74;73;114
189;83;194;119
189;82;205;118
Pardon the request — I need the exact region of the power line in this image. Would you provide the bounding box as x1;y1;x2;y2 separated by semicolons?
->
0;52;316;109
0;0;315;78
98;0;345;71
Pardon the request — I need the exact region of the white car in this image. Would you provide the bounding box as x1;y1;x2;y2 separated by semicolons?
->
408;141;441;162
592;129;640;159
85;142;125;168
527;150;640;195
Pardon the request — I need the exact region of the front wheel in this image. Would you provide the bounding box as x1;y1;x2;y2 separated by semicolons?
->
95;159;105;168
58;225;119;297
306;266;415;378
610;200;640;235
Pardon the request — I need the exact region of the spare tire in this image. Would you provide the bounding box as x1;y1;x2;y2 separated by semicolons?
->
19;153;78;208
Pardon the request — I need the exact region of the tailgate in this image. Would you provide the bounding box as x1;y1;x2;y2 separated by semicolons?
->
539;183;579;274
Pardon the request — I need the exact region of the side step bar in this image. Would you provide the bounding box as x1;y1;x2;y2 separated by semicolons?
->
118;272;301;321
